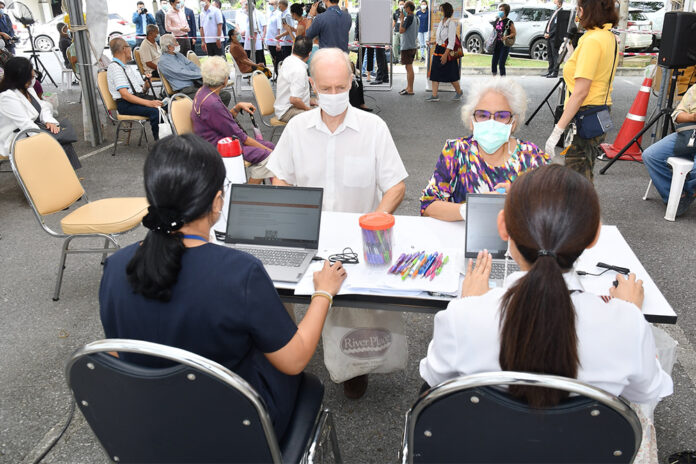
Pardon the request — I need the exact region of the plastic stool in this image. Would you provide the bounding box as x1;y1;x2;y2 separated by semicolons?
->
664;156;695;221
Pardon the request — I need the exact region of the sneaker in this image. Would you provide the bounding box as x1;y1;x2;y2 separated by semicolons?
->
425;95;440;102
676;194;695;217
451;91;463;101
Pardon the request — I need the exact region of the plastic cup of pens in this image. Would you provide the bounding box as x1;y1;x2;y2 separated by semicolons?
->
358;212;395;266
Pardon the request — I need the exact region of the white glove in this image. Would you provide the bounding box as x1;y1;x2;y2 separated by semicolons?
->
545;125;565;159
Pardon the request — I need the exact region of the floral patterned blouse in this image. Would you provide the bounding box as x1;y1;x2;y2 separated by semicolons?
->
419;136;549;215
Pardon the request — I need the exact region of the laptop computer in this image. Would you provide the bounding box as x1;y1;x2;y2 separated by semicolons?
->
224;184;323;282
464;193;520;286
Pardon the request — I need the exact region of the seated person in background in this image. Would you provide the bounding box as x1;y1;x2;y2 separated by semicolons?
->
420;78;548;221
138;24;162;77
0;57;81;169
158;33;231;106
107;37;164;140
643;83;696;217
274;35;317;123
227;26;269;75
99;134;347;440
268;48;408;399
420;164;673;460
57;22;74;69
192;56;274;184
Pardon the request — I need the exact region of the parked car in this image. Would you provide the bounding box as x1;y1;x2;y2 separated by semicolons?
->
31;13;135;52
629;0;663;46
624;10;653;50
462;5;557;60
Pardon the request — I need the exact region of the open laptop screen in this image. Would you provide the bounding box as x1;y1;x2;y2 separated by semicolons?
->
465;193;508;259
225;184;323;249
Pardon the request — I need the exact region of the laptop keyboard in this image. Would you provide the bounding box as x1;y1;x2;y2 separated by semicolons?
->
243;248;307;267
490;261;521;279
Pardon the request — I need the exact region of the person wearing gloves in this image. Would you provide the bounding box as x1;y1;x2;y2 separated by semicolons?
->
544;0;618;182
420;78;548;221
420;164;672;462
0;57;81;169
267;48;408;399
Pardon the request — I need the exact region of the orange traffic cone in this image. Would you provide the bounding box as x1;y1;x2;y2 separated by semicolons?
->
600;77;652;161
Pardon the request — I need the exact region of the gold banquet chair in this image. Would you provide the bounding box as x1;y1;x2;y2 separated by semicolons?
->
168;93;194;135
250;70;286;141
187;50;201;67
97;70;151;156
9;129;149;301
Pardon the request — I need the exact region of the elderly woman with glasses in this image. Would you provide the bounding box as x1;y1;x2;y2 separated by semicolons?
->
191;56;274;183
420;78;549;221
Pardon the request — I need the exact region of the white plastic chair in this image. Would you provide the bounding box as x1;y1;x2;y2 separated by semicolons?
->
643;157;695;221
52;49;74;90
227;45;253;98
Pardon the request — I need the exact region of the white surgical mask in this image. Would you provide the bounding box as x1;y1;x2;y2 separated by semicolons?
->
317;90;350;116
200;1;207;8
161;4;169;11
29;78;36;88
420;5;426;10
174;45;181;53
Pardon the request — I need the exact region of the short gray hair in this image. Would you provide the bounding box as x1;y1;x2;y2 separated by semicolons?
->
109;37;128;55
201;56;231;87
160;34;178;52
309;48;352;82
146;24;159;35
461;77;527;132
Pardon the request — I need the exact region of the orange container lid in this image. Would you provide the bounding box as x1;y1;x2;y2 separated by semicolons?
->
359;212;395;230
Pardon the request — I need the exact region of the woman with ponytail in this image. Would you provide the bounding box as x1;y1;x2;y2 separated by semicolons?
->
420;165;672;459
99;134;347;439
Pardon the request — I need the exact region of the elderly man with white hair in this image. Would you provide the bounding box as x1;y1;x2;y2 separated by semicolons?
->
158;33;231;106
267;47;408;399
420;77;550;221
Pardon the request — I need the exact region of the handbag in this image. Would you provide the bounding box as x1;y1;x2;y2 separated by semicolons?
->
502;21;515;47
157;108;172;138
444;35;464;61
574;37;617;139
484;27;496;53
51;119;78;144
673;122;696;156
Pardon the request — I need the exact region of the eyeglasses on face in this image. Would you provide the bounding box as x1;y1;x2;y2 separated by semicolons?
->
473;109;514;124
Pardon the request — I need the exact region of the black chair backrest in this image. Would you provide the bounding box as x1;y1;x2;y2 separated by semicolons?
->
404;372;641;464
66;339;282;464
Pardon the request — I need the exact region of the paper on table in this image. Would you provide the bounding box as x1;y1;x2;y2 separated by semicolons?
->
294;249;461;296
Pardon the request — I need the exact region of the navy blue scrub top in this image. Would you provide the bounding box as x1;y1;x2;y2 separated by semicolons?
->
99;242;300;438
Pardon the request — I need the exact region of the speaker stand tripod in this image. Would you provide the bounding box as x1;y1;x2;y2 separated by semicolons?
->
525;37;571;129
599;67;680;175
24;25;57;87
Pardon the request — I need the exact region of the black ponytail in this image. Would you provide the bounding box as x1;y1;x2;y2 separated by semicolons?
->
498;165;600;408
127;134;225;301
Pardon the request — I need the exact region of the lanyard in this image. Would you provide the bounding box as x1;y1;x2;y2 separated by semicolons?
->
182;234;209;243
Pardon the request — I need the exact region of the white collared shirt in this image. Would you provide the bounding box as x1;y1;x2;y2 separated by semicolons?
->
419;271;673;404
273;54;310;118
267;106;409;213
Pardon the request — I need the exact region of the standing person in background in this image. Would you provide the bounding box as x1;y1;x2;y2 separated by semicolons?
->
165;0;192;56
398;1;418;96
132;1;156;47
156;0;169;35
213;0;227;51
184;4;198;51
243;3;267;65
0;1;17;55
491;3;516;77
277;0;294;62
200;0;224;57
416;0;429;62
543;0;563;78
392;0;405;64
265;0;281;80
138;24;162;76
544;0;618;182
426;2;463;102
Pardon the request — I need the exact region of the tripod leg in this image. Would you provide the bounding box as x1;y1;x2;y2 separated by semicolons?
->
33;54;58;87
525;78;563;126
599;110;668;175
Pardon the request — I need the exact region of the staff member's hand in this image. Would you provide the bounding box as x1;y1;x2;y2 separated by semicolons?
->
313;260;347;296
45;122;60;134
461;250;491;297
545;124;564;158
610;273;644;309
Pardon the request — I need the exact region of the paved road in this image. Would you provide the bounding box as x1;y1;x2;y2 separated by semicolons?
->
1;73;694;463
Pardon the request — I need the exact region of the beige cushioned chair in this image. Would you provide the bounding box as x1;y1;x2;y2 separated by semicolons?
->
187;50;201;68
97;70;151;156
168;93;194;136
251;70;286;141
10;129;148;301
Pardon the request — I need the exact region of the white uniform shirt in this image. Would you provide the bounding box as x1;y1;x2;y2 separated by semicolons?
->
273;54;310;118
419;271;673;404
242;10;266;51
200;5;224;43
265;9;280;46
267;106;408;213
435;17;456;49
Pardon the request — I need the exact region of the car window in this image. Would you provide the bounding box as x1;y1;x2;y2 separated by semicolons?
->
629;1;663;12
507;10;520;21
534;8;553;21
512;8;534;21
628;11;648;20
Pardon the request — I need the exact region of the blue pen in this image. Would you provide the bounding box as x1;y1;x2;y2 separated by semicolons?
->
420;253;437;276
421;252;440;277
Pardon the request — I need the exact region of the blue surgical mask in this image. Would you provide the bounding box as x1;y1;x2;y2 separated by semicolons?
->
498;10;504;17
269;5;275;11
0;8;5;14
473;119;513;154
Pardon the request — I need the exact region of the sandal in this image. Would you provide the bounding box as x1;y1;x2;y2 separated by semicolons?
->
398;89;415;95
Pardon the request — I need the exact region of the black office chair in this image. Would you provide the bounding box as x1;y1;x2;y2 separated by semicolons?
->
401;371;642;464
66;339;342;463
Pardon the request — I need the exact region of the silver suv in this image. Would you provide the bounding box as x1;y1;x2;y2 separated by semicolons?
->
463;5;558;60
